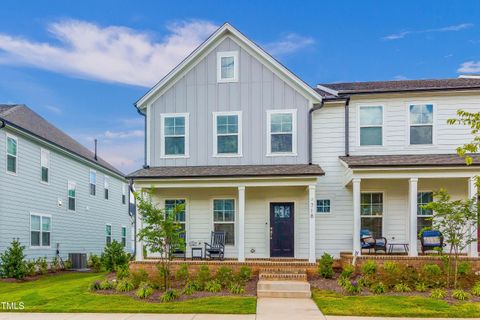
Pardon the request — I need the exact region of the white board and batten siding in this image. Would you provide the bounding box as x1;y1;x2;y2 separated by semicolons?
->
0;128;131;260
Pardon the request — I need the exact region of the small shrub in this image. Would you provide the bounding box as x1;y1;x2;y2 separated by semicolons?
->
357;277;369;288
452;289;470;301
89;280;102;291
340;264;355;279
383;262;399;274
0;239;27;280
471;282;480;296
175;263;189;283
370;282;386;294
431;288;447;299
160;289;179;302
135;282;154;299
458;261;472;276
88;254;103;273
236;266;252;283
36;257;48;275
63;259;72;270
415;282;427;292
343;280;361;294
182;281;198;295
393;283;411;293
337;276;349;287
361;260;377;276
318;253;334;279
131;269;149;288
116;279;134;292
26;260;36;277
229;283;245;294
99;279;115;290
116;264;130;280
216;266;234;287
50;256;60;272
423;264;442;276
101;240;130;272
205;280;222;293
196;265;211;290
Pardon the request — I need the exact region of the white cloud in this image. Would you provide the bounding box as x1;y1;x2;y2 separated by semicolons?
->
263;33;315;56
0;19;218;87
45;105;62;115
104;129;144;139
458;61;480;73
393;75;408;80
383;23;473;41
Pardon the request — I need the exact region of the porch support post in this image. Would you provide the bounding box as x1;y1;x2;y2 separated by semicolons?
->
353;178;361;256
135;192;144;261
409;178;419;257
308;184;316;263
238;186;246;262
468;177;479;257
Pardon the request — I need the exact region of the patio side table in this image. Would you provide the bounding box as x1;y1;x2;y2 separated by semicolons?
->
388;243;409;254
191;247;203;260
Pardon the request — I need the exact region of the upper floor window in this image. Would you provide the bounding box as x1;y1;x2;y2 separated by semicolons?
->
213;112;242;156
104;176;109;200
409;104;433;145
161;113;189;158
30;213;51;247
68;181;76;211
217;51;238;82
89;170;96;196
359;106;383;146
267;110;297;155
6;134;17;174
41;148;50;183
122;183;127;205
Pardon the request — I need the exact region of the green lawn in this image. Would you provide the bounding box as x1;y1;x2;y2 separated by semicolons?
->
312;289;480;318
0;272;256;314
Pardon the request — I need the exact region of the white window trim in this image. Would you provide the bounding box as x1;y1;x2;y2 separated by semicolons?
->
160;113;190;159
121;226;127;247
30;212;52;249
357;104;385;147
211;197;237;247
406;102;436;146
67;180;76;212
212;111;243;157
217;51;239;83
40;148;50;184
105;224;112;245
316;199;332;215
5;133;18;175
266;109;297;156
89;169;97;196
360;191;386;237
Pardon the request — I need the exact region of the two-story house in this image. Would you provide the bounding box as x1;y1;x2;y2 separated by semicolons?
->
128;23;480;263
0;104;132;261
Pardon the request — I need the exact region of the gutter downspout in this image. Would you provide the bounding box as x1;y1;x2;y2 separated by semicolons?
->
344;97;351;156
134;103;148;169
308;101;325;165
128;178;136;260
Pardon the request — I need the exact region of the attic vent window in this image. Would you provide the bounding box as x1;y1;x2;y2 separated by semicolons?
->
217;51;238;83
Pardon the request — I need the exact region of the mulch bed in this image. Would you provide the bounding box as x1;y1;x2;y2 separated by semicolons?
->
1;270;76;283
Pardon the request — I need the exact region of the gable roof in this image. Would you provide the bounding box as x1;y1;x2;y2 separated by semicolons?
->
135;23;323;110
316;77;480;97
0;104;124;177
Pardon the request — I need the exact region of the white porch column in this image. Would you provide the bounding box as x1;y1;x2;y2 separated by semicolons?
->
468;177;479;257
353;178;361;256
135;195;144;261
409;178;419;257
308;184;316;263
238;186;246;262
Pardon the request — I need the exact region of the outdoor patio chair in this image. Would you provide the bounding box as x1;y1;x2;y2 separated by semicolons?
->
170;231;186;260
420;230;444;254
204;231;225;260
360;229;387;253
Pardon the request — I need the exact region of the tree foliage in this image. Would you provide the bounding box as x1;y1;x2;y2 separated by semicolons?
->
0;239;28;279
448;110;480;171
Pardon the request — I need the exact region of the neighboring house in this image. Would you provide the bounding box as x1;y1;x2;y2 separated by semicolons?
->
0;104;131;261
128;23;480;262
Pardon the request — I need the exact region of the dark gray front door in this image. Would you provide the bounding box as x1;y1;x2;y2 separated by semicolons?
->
270;202;294;257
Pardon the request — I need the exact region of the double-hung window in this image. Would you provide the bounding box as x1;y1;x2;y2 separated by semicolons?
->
30;214;51;247
40;148;49;183
122;183;127;204
121;226;127;247
165;199;186;240
105;225;112;245
214;112;241;156
67;181;76;211
6;134;17;174
409;104;433;145
267;110;296;155
161;114;189;157
217;51;238;82
316;199;331;214
359;106;383;146
360;193;383;238
104;176;109;200
417;192;433;235
213;199;235;245
89;170;96;196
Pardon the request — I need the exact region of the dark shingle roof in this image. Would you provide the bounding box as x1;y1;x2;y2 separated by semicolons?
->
317;78;480;96
127;164;324;179
339;154;480;168
0;104;123;177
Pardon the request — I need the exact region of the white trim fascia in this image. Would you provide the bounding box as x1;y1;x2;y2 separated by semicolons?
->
135;23;322;109
212;111;243;157
406;102;436;146
357;104;385;147
146;104;151;166
315;84;339;97
266;109;297;157
29;212;52;249
217;51;239;83
160;113;190;159
5;132;18;176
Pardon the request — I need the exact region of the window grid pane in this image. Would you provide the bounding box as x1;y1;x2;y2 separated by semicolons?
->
165;199;186;222
221;56;235;79
316;199;331;213
164;116;186;156
417;192;433;216
7;137;17;156
213;199;235;222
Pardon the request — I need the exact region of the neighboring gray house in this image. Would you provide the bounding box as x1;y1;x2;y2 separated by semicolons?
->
0;104;131;261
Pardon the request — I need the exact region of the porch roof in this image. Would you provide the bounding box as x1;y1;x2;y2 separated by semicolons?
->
127;164;324;179
340;153;480;169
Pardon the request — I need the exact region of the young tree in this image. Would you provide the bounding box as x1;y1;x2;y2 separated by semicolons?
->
0;238;27;279
135;189;185;291
423;189;478;288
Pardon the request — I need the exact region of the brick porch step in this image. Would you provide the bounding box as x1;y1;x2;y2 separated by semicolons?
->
259;268;308;281
257;280;311;298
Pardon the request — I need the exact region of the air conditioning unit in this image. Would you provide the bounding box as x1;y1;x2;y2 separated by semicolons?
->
68;253;87;270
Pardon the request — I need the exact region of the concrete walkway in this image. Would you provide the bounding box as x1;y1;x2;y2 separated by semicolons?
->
256;297;325;320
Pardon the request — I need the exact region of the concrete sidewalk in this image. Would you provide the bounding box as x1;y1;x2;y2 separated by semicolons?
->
256;297;326;320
